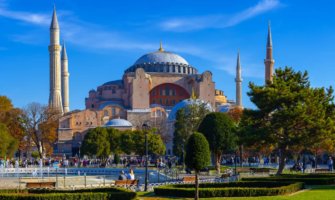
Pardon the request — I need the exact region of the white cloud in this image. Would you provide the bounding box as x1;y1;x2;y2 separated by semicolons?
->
0;6;49;26
160;0;281;31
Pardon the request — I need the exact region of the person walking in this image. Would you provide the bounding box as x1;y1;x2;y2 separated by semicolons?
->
327;157;333;172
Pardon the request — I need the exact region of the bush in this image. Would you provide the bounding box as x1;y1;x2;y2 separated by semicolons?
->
0;187;136;200
154;181;304;198
243;174;335;185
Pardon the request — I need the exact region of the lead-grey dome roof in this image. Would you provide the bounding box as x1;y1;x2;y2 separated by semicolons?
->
105;118;133;127
134;51;189;65
124;44;197;75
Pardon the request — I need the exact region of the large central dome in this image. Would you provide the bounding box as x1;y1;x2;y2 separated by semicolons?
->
125;43;197;74
134;50;189;65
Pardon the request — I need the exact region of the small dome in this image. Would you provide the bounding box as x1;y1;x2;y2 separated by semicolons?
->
105;118;132;127
134;51;189;66
168;99;213;121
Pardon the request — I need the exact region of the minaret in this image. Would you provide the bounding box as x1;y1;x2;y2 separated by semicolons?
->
61;41;70;113
235;50;242;107
264;21;275;83
48;6;63;114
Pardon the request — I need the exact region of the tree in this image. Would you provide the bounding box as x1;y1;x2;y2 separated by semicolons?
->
198;112;238;174
132;130;166;156
22;103;60;158
0;123;18;158
185;132;211;200
81;127;110;161
106;128;122;153
241;67;335;174
0;96;25;155
173;102;211;159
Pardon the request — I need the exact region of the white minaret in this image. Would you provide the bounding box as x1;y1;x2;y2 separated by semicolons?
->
264;21;275;83
49;6;63;114
61;41;70;113
235;50;242;107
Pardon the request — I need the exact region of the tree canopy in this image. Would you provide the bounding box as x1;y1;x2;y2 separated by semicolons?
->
173;102;211;159
185;132;211;200
198;112;238;173
240;67;335;174
81;127;165;158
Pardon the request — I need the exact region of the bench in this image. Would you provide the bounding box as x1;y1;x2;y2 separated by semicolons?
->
182;176;196;183
114;179;138;187
26;182;56;189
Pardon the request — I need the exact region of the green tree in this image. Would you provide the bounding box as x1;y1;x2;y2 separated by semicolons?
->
173;102;211;159
198;112;238;174
0;123;18;158
81;127;110;162
132;130;166;156
106;128;121;153
185;132;211;200
242;67;335;175
120;130;135;154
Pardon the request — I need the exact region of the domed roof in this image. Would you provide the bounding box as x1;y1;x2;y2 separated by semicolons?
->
167;98;213;121
105;118;133;127
124;43;197;75
134;51;189;65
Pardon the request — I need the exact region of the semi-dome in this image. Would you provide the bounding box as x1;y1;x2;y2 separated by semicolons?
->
105;118;133;127
167;98;213;121
124;43;197;75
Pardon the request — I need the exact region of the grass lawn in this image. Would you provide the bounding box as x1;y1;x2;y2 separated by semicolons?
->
137;185;335;200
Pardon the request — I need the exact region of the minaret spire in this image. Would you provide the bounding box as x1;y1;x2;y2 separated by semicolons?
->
235;50;242;107
61;41;70;113
264;21;275;83
49;6;63;114
158;41;164;52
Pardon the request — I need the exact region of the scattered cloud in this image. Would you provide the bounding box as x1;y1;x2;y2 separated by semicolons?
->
0;5;49;26
160;0;281;31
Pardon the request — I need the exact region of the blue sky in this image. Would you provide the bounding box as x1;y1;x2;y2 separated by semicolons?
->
0;0;334;110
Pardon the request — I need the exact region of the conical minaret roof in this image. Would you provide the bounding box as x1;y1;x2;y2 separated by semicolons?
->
61;41;68;60
267;21;272;47
50;6;59;29
235;50;242;82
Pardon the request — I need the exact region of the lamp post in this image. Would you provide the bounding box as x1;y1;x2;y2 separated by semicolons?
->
78;142;81;167
142;123;150;192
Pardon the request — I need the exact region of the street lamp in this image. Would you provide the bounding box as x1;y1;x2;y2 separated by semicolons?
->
142;122;150;192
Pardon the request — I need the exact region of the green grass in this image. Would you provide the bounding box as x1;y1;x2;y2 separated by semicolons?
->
137;185;335;200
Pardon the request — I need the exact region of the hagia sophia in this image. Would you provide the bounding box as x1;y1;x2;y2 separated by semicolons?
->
49;8;274;156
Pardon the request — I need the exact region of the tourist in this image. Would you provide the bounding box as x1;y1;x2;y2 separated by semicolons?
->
327;157;333;171
127;169;135;180
118;170;127;180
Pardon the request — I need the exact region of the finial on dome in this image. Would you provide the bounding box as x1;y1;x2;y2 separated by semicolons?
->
158;41;164;52
191;87;197;100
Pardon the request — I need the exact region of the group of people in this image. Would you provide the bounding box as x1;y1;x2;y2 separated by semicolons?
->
118;169;135;180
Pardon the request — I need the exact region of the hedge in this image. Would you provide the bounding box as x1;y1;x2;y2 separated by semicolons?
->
243;175;335;185
154;181;304;198
0;187;137;200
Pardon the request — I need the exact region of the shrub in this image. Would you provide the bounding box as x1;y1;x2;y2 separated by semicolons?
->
243;174;335;185
0;187;136;200
154;181;304;198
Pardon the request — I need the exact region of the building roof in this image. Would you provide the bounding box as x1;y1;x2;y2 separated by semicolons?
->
124;44;197;74
105;118;133;127
167;98;213;121
134;50;189;66
102;80;123;86
50;6;59;29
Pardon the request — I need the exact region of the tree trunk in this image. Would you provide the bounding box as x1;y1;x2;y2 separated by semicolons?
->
195;171;199;200
216;153;222;174
276;153;286;175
